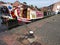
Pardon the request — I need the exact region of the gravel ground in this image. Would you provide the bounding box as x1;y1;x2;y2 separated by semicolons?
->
0;14;60;45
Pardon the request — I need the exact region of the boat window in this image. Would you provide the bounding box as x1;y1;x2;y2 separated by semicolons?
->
0;6;10;16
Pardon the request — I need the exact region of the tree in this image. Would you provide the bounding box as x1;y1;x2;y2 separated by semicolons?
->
35;6;38;9
23;2;27;5
30;5;34;8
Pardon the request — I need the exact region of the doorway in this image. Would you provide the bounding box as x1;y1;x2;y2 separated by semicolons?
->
22;8;27;18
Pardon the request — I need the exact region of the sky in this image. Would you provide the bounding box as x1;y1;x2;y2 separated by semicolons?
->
1;0;60;8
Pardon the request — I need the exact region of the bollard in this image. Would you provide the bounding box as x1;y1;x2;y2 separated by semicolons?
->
28;30;34;38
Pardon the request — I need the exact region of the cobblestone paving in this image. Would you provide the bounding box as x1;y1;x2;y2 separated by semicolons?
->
0;14;60;45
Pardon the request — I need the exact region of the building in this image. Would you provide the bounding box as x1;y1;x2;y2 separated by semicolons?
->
53;1;60;14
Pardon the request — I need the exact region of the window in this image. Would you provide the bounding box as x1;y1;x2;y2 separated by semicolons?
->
0;6;10;16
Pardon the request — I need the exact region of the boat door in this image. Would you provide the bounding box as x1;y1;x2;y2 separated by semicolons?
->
22;8;27;18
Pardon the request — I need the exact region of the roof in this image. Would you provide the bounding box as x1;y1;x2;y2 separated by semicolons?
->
0;1;6;4
13;1;20;7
